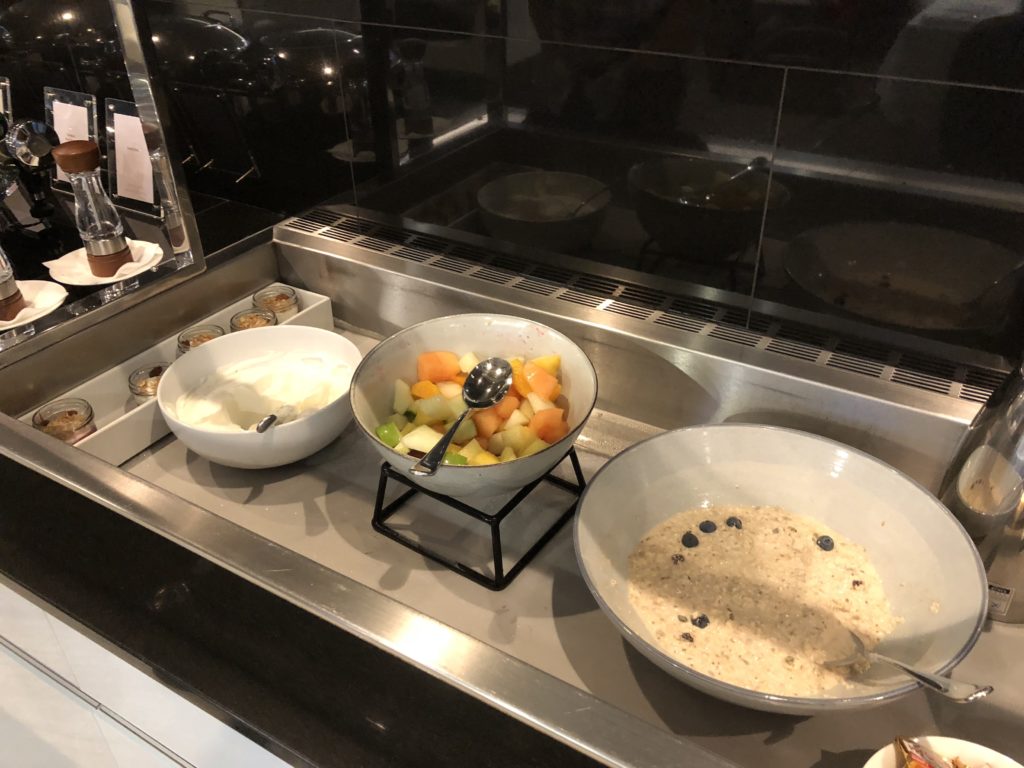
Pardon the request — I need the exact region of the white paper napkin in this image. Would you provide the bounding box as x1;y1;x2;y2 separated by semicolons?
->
0;280;69;331
43;239;165;286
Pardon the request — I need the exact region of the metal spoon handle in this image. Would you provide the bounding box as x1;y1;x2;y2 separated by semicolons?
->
409;409;470;477
869;653;993;703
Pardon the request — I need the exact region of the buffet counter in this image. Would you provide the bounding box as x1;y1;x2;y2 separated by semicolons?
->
1;224;1022;768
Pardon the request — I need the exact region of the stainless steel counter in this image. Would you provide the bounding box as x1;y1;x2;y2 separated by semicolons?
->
2;230;1022;768
112;323;1024;768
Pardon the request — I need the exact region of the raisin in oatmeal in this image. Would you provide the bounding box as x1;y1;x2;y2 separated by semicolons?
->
628;505;899;697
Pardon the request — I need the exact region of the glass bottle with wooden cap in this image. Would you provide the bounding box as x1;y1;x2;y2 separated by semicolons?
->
0;243;26;321
50;140;133;277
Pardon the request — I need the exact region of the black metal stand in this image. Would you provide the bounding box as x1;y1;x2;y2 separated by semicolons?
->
371;449;586;591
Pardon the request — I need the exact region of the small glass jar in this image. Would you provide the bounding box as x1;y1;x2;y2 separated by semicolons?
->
253;285;298;321
230;308;277;332
128;362;170;404
176;324;225;356
32;398;96;444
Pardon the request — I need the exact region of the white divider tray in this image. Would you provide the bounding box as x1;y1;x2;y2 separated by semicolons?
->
21;284;333;466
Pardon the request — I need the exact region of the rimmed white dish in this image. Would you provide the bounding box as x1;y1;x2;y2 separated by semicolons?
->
0;280;68;331
575;425;987;715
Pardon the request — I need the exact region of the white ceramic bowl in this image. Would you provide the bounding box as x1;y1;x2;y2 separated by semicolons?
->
157;325;362;469
350;313;598;498
864;736;1023;768
575;425;987;715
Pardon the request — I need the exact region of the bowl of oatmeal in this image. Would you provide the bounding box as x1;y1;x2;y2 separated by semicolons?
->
574;425;987;714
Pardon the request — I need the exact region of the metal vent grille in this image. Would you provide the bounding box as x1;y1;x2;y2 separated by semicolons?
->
280;208;1008;403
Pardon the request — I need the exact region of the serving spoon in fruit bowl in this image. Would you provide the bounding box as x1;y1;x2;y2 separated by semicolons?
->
410;357;514;477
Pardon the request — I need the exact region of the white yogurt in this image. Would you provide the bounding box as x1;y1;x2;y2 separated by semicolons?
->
174;351;353;432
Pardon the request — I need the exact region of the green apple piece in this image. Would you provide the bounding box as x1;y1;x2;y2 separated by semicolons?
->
459;438;485;460
499;446;517;463
394;379;413;414
442;451;468;466
375;422;401;448
459;351;480;373
401;424;443;454
520;437;550;458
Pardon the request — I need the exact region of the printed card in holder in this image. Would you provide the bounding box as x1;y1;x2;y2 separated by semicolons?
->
106;99;158;215
44;88;98;187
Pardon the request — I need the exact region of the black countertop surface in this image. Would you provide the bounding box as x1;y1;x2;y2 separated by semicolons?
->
0;453;602;768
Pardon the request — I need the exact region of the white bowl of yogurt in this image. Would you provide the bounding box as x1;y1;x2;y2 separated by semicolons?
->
157;325;362;469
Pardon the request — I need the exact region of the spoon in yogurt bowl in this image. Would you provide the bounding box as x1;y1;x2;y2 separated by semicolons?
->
409;357;514;477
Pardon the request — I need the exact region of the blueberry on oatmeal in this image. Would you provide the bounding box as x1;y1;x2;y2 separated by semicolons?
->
816;535;835;552
682;532;699;548
699;520;717;533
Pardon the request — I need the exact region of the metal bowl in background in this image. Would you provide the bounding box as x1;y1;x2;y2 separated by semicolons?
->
628;157;790;260
477;171;611;253
574;425;987;715
783;222;1024;332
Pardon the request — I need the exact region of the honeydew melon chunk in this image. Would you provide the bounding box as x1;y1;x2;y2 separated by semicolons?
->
520;437;550;458
401;424;443;453
499;446;517;462
519;398;535;420
448;395;468;418
451;416;477;444
389;412;408;430
527;392;556;413
414;395;453;424
488;432;506;455
459;438;485;460
394;379;413;414
501;408;529;430
437;381;462;399
528;354;561;376
459;352;481;373
469;450;499;466
502;425;538;455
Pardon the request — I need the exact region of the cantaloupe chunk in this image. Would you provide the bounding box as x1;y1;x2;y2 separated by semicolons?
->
411;380;440;399
511;359;531;397
472;408;504;440
494;393;520;420
469;450;499;466
417;351;461;383
528;354;560;376
529;408;568;443
453;372;467;385
523;362;559;402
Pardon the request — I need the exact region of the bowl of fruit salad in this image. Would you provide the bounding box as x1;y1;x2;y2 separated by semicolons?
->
350;313;598;498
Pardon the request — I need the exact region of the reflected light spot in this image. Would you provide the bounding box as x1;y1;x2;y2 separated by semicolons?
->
60;11;75;21
322;64;335;75
394;614;453;668
151;34;160;43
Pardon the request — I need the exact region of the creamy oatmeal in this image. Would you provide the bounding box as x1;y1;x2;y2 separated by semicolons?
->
628;505;899;697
